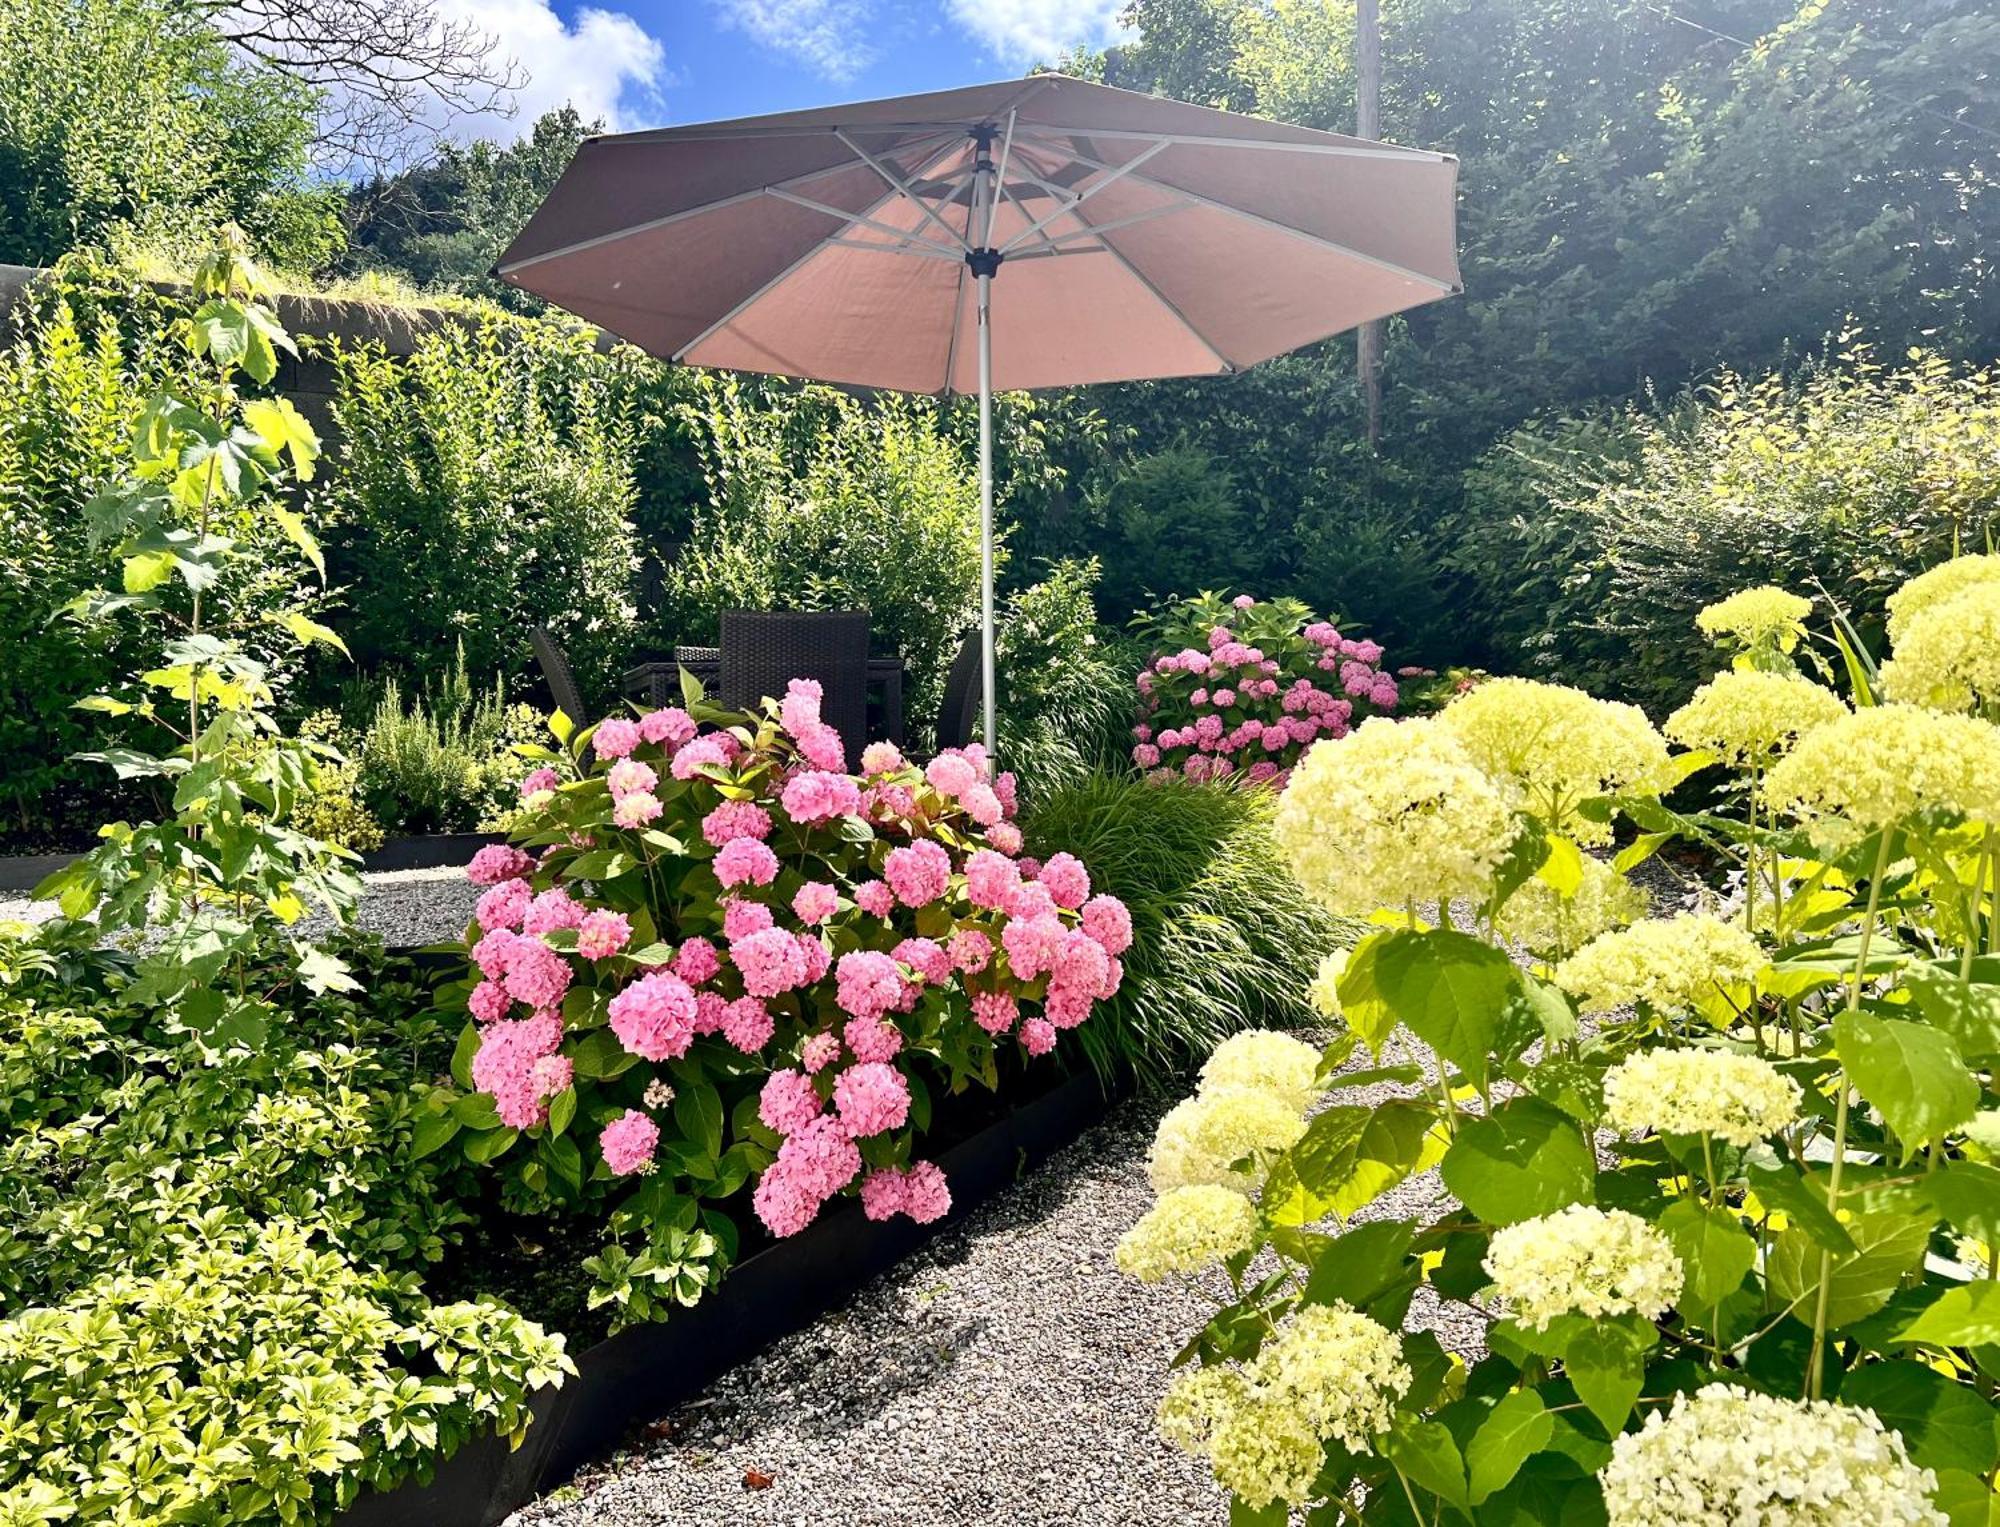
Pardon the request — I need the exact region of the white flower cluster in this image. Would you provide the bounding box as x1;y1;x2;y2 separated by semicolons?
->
1664;669;1847;766
1493;854;1648;957
1199;1030;1325;1114
1763;705;2000;835
1158;1302;1411;1509
1599;1384;1946;1527
1147;1086;1306;1193
1115;1185;1260;1282
1603;1048;1801;1147
1553;913;1767;1016
1483;1204;1684;1331
1307;949;1347;1021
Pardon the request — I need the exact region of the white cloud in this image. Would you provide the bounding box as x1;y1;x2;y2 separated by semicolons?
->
711;0;878;82
438;0;667;139
941;0;1129;64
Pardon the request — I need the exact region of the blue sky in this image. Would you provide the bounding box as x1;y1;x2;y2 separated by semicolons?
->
444;0;1132;146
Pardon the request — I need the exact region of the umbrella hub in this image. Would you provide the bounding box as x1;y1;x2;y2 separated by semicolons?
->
966;122;1004;279
965;247;1002;278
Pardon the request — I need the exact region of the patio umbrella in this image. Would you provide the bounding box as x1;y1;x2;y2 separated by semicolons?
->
496;74;1461;754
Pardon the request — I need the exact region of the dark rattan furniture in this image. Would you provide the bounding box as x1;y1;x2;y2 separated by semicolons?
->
529;626;588;724
625;647;905;745
935;631;983;754
718;609;871;751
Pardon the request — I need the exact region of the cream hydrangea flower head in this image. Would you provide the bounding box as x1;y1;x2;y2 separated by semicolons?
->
1602;1048;1801;1146
1199;1030;1325;1113
1881;582;2000;714
1273;717;1518;918
1553;913;1767;1015
1483;1204;1684;1330
1441;678;1670;844
1308;949;1348;1021
1664;669;1848;766
1600;1384;1945;1527
1886;553;2000;644
1147;1087;1308;1194
1762;705;2000;834
1157;1302;1410;1509
1493;854;1648;956
1116;1185;1260;1282
1694;585;1812;650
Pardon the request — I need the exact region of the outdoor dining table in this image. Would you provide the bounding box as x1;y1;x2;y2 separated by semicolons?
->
623;648;907;747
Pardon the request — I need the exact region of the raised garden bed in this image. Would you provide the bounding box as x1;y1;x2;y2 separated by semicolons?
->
338;1061;1121;1527
0;833;506;893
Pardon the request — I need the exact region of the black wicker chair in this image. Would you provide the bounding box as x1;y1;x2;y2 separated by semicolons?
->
935;630;984;754
718;609;871;751
529;626;589;726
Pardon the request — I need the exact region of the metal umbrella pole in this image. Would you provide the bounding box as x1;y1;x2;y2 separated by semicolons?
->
970;121;1004;757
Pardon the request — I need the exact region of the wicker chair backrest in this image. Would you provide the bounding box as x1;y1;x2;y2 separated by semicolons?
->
529;625;588;726
718;609;871;751
935;631;983;755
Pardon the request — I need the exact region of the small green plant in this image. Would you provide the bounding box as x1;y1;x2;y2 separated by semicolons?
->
994;559;1135;799
345;652;543;835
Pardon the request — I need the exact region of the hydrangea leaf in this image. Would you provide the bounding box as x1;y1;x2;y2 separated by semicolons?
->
1340;928;1516;1086
1840;1360;2000;1476
1467;1389;1554;1503
1769;1211;1931;1328
1928;1162;2000;1251
1381;1417;1469;1509
1835;1011;1978;1161
1560;1320;1648;1434
1657;1199;1757;1311
1901;1282;2000;1350
1440;1098;1595;1226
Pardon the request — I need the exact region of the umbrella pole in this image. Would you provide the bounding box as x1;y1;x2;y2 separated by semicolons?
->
977;266;996;758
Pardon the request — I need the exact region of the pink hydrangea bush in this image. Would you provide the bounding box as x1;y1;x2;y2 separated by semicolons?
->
439;679;1126;1321
1131;592;1430;786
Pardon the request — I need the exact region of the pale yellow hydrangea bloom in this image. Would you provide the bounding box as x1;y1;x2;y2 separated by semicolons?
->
1552;913;1767;1015
1664;669;1848;766
1600;1385;1945;1527
1694;585;1812;649
1308;948;1348;1021
1199;1030;1324;1113
1493;855;1648;956
1146;1087;1308;1194
1115;1185;1260;1282
1886;553;2000;643
1881;583;2000;714
1273;717;1518;918
1484;1204;1684;1331
1762;705;2000;833
1442;678;1670;844
1156;1302;1410;1510
1602;1048;1801;1146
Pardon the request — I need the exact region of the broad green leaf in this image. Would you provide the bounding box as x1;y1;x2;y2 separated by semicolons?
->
1263;1105;1370;1224
1468;1390;1554;1504
1382;1418;1468;1508
276;610;349;657
1931;1469;2000;1527
1326;1103;1445;1219
410;1108;461;1160
1906;964;2000;1063
122;547;176;593
1746;1161;1855;1254
268;503;326;579
1902;1283;2000;1350
462;1126;519;1163
1339;928;1516;1086
1440;1098;1595;1225
450;1021;480;1089
1302;1219;1414;1310
1769;1211;1931;1328
1658;1198;1758;1310
241;395;320;479
674;1076;725;1158
1536;835;1584;897
547;1087;577;1137
1836;1012;1978;1160
1840;1360;2000;1475
1229;1498;1286;1527
1931;1164;2000;1255
1561;1318;1649;1434
1613;831;1673;875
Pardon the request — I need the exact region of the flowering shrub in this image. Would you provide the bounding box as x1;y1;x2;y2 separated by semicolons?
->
421;678;1125;1324
1118;560;2000;1523
1128;591;1424;785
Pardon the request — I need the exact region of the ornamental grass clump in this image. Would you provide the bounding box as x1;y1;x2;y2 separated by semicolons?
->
1128;591;1423;785
1121;568;2000;1519
427;678;1127;1324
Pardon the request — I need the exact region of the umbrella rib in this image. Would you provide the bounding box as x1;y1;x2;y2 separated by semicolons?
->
673;134;973;366
996;140;1168;256
1064;198;1236;374
837;128;974;253
496;130;960;274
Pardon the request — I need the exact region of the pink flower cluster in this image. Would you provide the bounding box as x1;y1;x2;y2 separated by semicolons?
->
1133;595;1419;786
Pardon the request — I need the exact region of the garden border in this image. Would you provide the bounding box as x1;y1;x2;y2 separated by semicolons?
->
0;834;506;893
337;1061;1122;1527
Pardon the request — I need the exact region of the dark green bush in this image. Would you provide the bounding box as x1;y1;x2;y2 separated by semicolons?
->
995;559;1139;800
1026;772;1363;1087
1083;443;1258;622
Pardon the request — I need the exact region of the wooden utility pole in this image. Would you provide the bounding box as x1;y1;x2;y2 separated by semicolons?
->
1355;0;1382;448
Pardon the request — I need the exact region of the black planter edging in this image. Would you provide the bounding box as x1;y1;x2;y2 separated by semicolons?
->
338;1063;1123;1527
0;834;505;893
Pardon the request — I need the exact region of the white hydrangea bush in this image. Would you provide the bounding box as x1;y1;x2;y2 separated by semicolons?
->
1118;562;2000;1523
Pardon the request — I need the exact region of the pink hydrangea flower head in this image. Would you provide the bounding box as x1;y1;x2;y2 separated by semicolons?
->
529;1052;573;1100
1001;913;1067;981
671;735;733;781
775;1114;862;1198
607;971;699;1060
1005;880;1058;920
1080;894;1133;956
468;844;535;887
607;758;658;799
471;1014;564;1129
502;940;572;1010
986;821;1023;856
472;927;524;981
600;1109;660;1176
638;706;697;748
760;1068;823;1136
1260;724;1289;754
1019;1017;1057;1057
779;677;823;735
523;887;585;936
884;840;951;907
795;721;846;773
970;989;1017;1035
949;928;993;974
469;979;510;1023
753;1162;820;1237
1212;687;1238;708
1370;678;1400;709
722;896;774;941
714;836;780;889
732;927;809;998
701;800;773;847
869;783;918;820
836;950;905;1020
860;1166;907;1221
964;849;1021;910
519;766;561;801
476;877;532;933
576;908;633;961
801;1031;842;1073
1232;593;1257;610
1176;648;1210;675
1246;760;1281;785
924;750;982;800
1208;625;1235;650
780;770;862;825
676;936;721;985
859;739;906;776
795;933;831;985
693;989;728;1035
844;1015;904;1064
722;996;776;1054
613;792;664;829
593;717;642;760
833;1061;911;1137
793;881;840;925
893;936;951;985
902;1161;951;1223
1304;621;1338;647
1132;743;1161;769
1051;928;1110;994
960;782;1004;827
1039;852;1091;910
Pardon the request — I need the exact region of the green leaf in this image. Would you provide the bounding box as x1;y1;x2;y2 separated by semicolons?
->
1468;1390;1554;1504
1931;1164;2000;1251
1302;1220;1415;1310
410;1107;461;1160
1746;1161;1855;1254
122;547;176;593
1263;1105;1370;1224
1229;1497;1286;1527
1440;1098;1596;1225
547;1087;577;1137
1840;1360;2000;1475
1769;1211;1932;1328
1613;831;1673;875
570;1028;640;1080
1536;835;1584;896
241;395;320;480
1563;1320;1648;1434
1906;964;2000;1062
1382;1419;1468;1508
1658;1199;1757;1310
1835;1011;1978;1160
268;503;326;579
674;1076;725;1158
1902;1283;2000;1350
450;1021;481;1089
276;610;349;657
462;1126;519;1163
1339;928;1516;1086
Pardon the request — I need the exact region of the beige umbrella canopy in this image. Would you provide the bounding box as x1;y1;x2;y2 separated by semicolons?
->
498;74;1461;749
